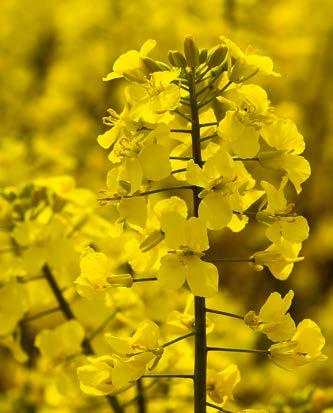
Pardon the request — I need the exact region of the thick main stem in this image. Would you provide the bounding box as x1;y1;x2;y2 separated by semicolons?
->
42;265;123;413
188;67;207;413
136;379;146;413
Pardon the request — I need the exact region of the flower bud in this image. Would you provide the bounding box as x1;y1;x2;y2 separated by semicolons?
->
107;274;133;288
183;36;200;67
243;310;258;327
207;45;228;68
258;150;286;170
256;211;275;224
229;59;257;83
168;50;187;68
140;230;165;252
199;48;208;64
142;57;164;73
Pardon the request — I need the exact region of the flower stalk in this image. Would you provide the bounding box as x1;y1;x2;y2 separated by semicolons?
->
188;65;207;413
42;265;123;413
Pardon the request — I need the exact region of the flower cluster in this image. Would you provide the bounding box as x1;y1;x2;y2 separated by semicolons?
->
0;35;326;413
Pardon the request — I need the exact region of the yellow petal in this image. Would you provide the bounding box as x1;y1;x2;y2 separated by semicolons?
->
186;256;219;297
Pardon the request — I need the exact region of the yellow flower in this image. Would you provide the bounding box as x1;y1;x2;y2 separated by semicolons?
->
104;124;171;193
207;364;240;404
35;320;85;361
259;118;311;193
158;212;219;297
129;70;181;122
103;39;156;83
269;319;327;370
218;84;271;158
77;354;146;396
75;248;132;298
258;179;310;245
244;290;296;342
221;36;280;83
250;239;303;280
105;320;162;362
186;149;258;230
167;294;214;334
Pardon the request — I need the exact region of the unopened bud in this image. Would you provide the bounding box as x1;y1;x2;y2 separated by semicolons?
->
107;274;133;288
229;59;258;83
258;150;286;171
118;180;131;194
168;50;187;68
140;230;165;252
199;48;208;64
244;310;258;327
184;36;200;67
207;45;228;68
256;211;274;224
258;150;286;161
142;57;163;73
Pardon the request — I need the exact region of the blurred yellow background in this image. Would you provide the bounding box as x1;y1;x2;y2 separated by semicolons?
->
1;0;333;411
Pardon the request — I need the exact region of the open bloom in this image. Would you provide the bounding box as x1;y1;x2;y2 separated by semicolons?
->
77;354;146;396
186;149;258;230
158;212;219;297
258;178;309;245
244;290;296;342
218;84;272;158
207;364;240;404
129;70;181;123
167;294;214;334
105;320;162;361
75;248;133;298
103;39;156;83
250;239;304;280
269;319;327;370
100;121;171;195
221;36;280;83
35;320;85;361
259;118;311;193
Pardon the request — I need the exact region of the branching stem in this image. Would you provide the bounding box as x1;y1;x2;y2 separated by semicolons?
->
42;265;123;413
162;332;195;348
205;309;244;320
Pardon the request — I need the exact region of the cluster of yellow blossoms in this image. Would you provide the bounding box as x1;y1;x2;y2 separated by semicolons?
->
74;36;325;411
0;35;327;413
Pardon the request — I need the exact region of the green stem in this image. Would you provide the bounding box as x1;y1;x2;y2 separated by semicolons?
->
169;156;192;161
200;134;218;143
136;379;146;413
133;277;158;283
171;168;187;175
205;309;244;320
196;67;211;82
205;258;253;263
199;122;218;128
170;128;192;133
42;265;123;413
233;157;259;161
24;306;60;322
206;402;233;412
162;332;195;348
142;374;194;379
188;66;207;413
206;347;270;354
98;185;194;201
198;81;232;109
174;109;192;122
17;274;45;283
